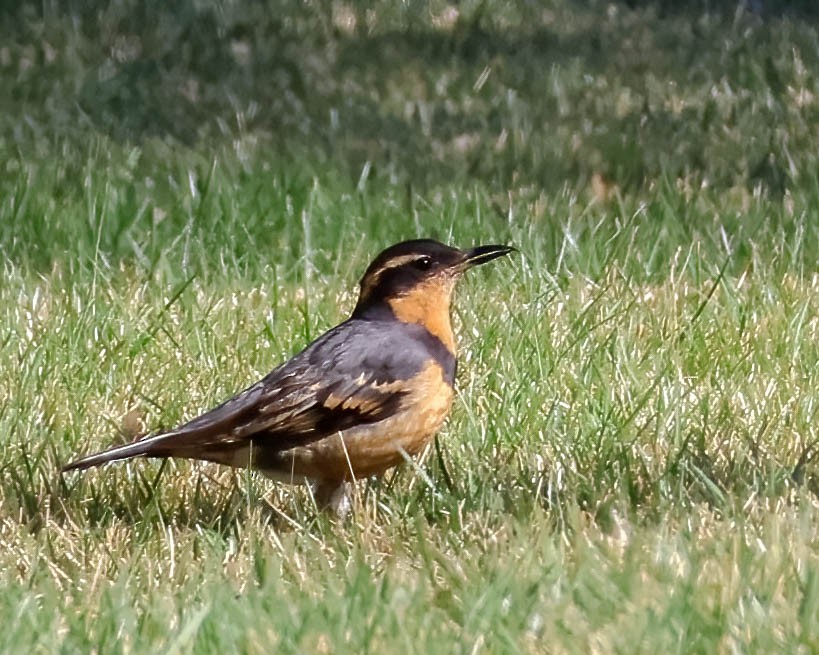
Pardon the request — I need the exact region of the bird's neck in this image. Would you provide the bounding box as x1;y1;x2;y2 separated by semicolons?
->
386;292;455;354
352;289;456;355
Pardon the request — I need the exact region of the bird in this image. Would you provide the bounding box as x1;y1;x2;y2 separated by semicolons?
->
61;239;514;515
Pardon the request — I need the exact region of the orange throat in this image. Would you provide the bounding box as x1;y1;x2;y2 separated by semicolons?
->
386;278;456;353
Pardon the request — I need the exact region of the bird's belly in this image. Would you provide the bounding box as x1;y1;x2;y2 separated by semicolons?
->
260;363;455;482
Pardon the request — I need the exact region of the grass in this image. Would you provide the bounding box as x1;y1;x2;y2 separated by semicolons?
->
3;0;819;652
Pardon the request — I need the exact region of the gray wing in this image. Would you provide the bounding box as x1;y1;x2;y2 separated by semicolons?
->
62;319;436;470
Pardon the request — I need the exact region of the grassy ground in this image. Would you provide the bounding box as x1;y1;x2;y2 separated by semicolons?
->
3;1;819;652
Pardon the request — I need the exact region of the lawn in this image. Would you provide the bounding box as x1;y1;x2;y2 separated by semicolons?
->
3;1;819;652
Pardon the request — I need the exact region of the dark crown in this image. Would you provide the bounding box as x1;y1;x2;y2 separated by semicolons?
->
353;240;463;316
360;239;462;279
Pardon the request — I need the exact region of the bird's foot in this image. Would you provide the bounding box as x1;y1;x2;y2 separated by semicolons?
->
313;480;354;518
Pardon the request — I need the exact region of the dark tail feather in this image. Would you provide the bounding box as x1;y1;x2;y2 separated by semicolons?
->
60;431;180;473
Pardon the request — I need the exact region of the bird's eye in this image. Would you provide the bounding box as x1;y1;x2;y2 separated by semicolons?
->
413;256;433;271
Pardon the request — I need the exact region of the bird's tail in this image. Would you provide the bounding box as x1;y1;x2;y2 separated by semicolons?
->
60;431;181;473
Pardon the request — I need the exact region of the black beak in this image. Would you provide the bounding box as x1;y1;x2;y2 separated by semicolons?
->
462;244;516;268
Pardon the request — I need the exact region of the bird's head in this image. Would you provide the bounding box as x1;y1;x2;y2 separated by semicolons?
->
352;239;514;350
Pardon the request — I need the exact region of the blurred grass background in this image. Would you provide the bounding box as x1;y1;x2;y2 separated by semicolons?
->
4;0;819;271
3;1;819;653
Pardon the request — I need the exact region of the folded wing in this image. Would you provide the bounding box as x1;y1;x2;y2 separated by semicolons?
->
61;319;431;471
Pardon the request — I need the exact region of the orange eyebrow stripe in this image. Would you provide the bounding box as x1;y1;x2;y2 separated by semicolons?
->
358;254;426;302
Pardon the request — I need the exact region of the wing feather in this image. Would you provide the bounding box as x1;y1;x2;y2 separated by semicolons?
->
149;319;425;450
62;319;439;471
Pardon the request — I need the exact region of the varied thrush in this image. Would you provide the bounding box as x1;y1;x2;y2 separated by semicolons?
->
62;239;514;514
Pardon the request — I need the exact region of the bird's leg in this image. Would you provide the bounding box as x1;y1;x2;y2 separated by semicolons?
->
313;480;353;518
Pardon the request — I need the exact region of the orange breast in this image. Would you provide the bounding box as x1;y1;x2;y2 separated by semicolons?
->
262;361;455;482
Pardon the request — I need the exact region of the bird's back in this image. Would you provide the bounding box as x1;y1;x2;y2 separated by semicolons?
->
245;317;457;480
63;317;456;482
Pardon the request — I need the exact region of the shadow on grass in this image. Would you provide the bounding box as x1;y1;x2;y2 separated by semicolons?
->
2;0;811;193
